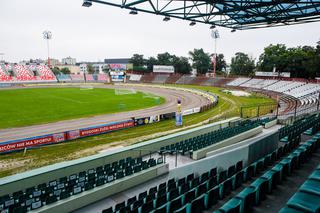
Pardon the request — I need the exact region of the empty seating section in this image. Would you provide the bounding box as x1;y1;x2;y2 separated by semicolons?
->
105;114;320;213
250;79;278;89
13;65;35;81
70;74;85;81
56;74;71;82
226;78;250;86
159;120;263;158
165;74;182;84
0;65;12;81
140;74;155;83
0;156;163;213
97;74;108;81
280;164;320;213
85;74;95;81
36;65;56;80
175;75;196;84
105;160;244;213
216;128;320;213
239;78;265;88
152;74;170;84
129;74;142;82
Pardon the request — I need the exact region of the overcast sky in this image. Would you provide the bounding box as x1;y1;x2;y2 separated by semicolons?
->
1;0;320;64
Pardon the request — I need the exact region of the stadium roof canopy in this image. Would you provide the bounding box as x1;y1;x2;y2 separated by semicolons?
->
83;0;320;30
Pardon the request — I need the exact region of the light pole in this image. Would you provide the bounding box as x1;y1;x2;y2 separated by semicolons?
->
211;29;220;79
43;30;52;68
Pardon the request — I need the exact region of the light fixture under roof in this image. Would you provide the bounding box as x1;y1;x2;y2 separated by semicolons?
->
210;25;216;29
163;16;170;22
129;8;138;15
189;21;196;26
231;28;236;32
82;0;92;7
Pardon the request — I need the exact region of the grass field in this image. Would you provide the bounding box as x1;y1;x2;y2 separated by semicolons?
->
0;85;275;177
0;87;164;129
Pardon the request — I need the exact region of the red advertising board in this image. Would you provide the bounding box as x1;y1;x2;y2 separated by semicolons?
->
80;120;135;137
0;133;66;152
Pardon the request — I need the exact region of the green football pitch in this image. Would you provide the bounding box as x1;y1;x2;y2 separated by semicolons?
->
0;87;164;129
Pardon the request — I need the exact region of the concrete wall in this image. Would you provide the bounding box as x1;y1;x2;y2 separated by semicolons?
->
264;119;277;128
0;117;240;196
167;130;278;180
34;164;169;213
192;126;263;160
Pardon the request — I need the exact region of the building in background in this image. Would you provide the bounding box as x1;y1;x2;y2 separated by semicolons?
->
79;64;87;74
62;57;76;65
45;59;60;67
56;65;80;74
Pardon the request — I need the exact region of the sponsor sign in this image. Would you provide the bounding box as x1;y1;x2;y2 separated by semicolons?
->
67;130;80;140
153;65;174;73
175;113;183;126
80;120;134;137
0;133;66;152
255;71;291;77
182;107;201;116
109;64;126;71
160;112;175;120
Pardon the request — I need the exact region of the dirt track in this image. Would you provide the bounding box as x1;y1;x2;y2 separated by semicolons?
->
0;84;211;142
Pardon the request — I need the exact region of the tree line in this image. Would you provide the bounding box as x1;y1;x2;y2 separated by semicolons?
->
130;41;320;79
129;49;227;75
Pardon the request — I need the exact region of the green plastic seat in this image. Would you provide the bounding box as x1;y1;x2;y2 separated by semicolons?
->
235;186;256;213
219;197;242;213
279;206;306;213
287;191;320;213
300;179;320;196
250;177;269;204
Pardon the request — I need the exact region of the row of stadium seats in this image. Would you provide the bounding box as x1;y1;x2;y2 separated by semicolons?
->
55;74;109;82
279;114;320;140
103;160;243;213
216;131;320;213
280;164;320;212
0;64;56;82
0;156;163;213
104;114;319;213
159;119;266;157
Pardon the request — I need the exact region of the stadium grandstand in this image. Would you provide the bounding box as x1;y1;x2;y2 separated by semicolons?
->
1;0;320;213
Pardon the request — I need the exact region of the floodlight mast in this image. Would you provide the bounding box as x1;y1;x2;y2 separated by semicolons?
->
43;30;52;68
211;29;219;79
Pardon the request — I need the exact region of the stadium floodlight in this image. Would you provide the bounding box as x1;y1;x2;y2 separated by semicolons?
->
211;29;220;79
163;16;170;22
189;21;196;26
43;30;52;68
82;0;92;7
210;25;216;29
129;8;138;15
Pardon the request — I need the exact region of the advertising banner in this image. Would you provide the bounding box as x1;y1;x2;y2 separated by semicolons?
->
160;112;175;120
153;65;174;73
67;130;81;140
0;133;66;153
109;64;126;71
175;113;183;126
79;120;134;137
182;107;201;116
255;71;291;77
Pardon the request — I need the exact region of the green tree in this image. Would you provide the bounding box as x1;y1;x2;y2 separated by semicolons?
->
87;64;94;74
215;53;227;74
172;56;191;74
157;52;173;65
52;67;60;75
60;67;71;74
129;54;145;67
257;44;287;72
230;52;255;76
146;57;158;72
188;48;211;74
